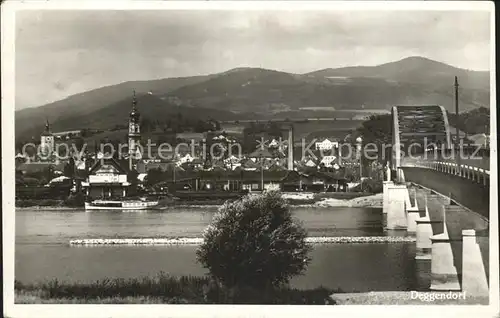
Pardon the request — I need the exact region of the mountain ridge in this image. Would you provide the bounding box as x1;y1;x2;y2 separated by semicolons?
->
306;56;489;90
15;56;490;140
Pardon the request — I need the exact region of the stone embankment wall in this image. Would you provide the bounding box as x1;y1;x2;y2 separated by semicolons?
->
70;236;416;246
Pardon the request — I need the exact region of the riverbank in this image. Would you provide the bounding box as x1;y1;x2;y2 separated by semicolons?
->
15;192;382;210
283;192;382;208
16;291;487;305
16;282;487;305
330;291;488;305
15;205;82;211
14;277;336;304
314;193;382;208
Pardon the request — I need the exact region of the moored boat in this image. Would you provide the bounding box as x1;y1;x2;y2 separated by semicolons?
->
85;198;159;211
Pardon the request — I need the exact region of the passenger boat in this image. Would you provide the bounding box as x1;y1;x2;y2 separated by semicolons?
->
85;198;159;211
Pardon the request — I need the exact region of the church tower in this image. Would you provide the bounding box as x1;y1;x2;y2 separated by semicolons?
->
128;91;141;170
40;119;55;160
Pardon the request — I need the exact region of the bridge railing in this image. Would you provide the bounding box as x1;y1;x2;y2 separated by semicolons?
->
401;158;490;187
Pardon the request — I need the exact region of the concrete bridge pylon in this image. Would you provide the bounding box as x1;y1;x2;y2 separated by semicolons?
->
382;182;490;296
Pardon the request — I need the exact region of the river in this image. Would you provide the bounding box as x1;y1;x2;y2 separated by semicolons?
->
15;206;428;292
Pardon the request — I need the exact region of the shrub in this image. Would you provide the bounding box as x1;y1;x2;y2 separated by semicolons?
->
196;190;311;290
38;199;63;207
15;200;37;207
64;192;85;207
351;178;383;193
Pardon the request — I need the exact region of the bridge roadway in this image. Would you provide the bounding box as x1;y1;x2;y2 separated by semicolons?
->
401;166;489;218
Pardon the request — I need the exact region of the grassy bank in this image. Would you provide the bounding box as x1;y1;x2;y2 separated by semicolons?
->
331;292;489;305
14;275;336;305
16;193;85;208
16;279;487;305
15;199;66;208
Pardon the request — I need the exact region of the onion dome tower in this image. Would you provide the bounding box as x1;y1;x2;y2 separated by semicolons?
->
128;91;141;170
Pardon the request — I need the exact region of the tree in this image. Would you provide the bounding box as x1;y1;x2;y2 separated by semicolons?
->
356;114;392;164
196;190;311;290
145;168;165;187
268;122;282;138
64;157;75;178
214;120;221;131
127;169;140;196
74;137;85;152
194;120;208;133
447;107;490;135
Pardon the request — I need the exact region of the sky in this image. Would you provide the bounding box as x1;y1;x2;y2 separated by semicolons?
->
15;9;491;110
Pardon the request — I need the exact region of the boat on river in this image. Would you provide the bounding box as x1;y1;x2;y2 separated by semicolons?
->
85;198;160;211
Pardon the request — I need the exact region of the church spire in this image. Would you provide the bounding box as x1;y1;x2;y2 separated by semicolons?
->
41;118;53;136
132;90;137;110
128;90;141;171
129;90;140;119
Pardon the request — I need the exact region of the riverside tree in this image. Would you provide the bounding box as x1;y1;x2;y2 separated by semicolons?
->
196;190;311;290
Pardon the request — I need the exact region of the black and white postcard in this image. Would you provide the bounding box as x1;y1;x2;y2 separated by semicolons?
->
2;1;498;318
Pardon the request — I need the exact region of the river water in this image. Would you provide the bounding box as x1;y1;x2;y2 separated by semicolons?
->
15;206;427;292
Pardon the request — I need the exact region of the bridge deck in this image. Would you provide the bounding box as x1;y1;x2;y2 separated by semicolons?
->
403;167;489;219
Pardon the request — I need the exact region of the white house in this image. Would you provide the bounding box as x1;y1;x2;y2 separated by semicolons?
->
81;158;131;199
177;153;194;165
269;139;279;148
320;155;337;168
315;138;339;151
304;159;317;168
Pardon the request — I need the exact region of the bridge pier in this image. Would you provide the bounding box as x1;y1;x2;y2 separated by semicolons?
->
382;181;393;214
462;229;489;296
430;228;461;291
412;187;490;294
414;190;445;261
385;183;408;230
415;214;436;260
396;168;405;183
405;187;419;234
426;194;447;234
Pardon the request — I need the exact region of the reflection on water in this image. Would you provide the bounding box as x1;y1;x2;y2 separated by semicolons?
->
15;206;425;291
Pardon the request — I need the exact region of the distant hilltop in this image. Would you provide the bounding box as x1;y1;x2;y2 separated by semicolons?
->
15;56;489;139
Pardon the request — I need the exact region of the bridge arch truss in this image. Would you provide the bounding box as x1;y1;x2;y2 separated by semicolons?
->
391;105;452;170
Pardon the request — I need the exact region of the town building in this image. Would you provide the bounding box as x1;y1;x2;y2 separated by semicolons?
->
315;138;339;151
81;158;131;199
303;159;317;168
320;155;337;168
40;120;55;160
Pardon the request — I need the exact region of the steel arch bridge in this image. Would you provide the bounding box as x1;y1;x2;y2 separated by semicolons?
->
390;105;490;218
391;105;452;170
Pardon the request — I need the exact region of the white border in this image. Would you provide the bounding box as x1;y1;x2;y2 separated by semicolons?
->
2;1;498;318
